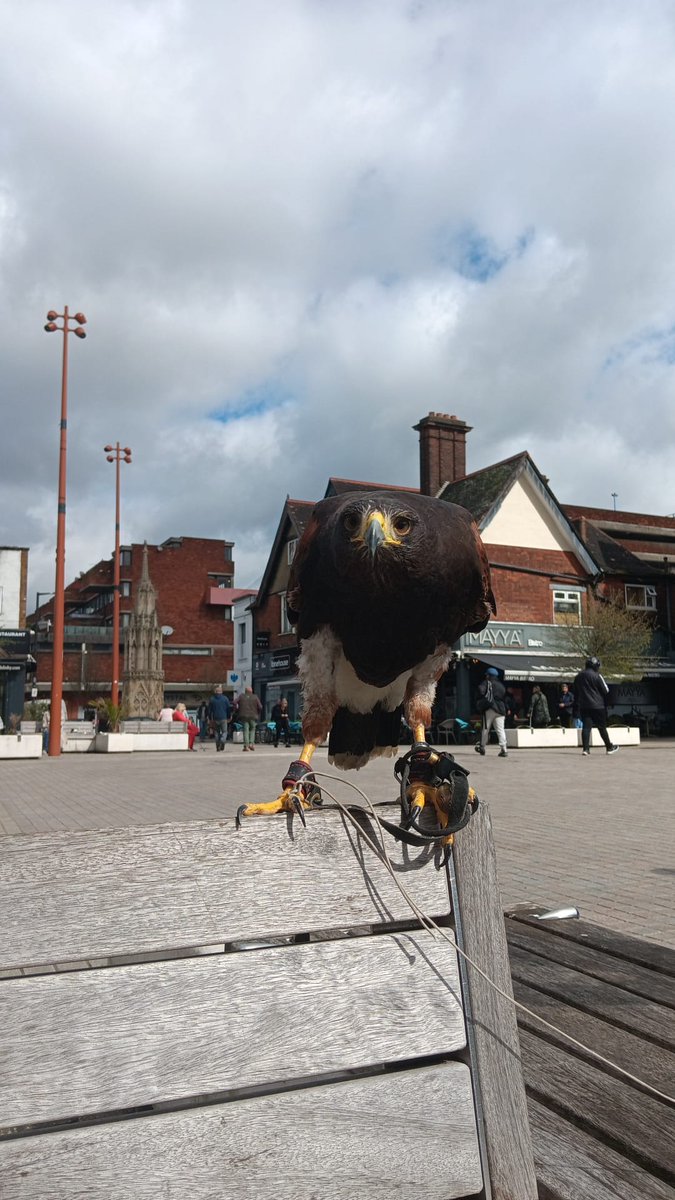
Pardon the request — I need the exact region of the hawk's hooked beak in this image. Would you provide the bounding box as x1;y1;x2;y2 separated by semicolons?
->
363;511;400;556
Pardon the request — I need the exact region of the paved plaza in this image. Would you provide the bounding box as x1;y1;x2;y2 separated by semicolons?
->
0;739;673;948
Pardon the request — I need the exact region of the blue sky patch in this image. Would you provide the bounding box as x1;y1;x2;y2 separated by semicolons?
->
434;224;534;282
209;381;293;424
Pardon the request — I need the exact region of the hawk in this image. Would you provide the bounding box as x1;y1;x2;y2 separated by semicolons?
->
239;490;495;829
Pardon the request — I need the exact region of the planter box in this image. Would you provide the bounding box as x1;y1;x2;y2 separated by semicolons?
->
506;725;640;749
506;727;578;749
94;733;134;754
591;726;640;747
0;734;42;759
129;732;188;752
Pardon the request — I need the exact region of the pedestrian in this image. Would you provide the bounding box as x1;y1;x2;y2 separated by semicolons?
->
208;684;231;751
573;657;619;757
528;685;550;728
158;703;174;722
196;698;210;746
234;686;262;752
172;702;199;750
557;683;574;727
41;708;49;753
271;697;292;748
474;667;508;758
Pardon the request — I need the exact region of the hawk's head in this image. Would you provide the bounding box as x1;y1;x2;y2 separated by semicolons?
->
341;500;417;558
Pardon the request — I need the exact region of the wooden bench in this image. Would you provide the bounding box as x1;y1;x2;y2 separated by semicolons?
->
506;913;675;1200
0;801;539;1198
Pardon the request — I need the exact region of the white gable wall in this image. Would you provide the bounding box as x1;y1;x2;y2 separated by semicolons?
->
483;475;576;553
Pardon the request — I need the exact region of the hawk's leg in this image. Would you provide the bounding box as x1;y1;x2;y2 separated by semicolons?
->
402;723;459;857
235;742;322;828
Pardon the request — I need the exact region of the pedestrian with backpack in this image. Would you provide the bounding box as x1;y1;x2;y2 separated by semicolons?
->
474;667;508;758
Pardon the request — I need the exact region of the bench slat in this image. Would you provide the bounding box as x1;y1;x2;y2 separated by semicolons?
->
0;809;449;970
528;1098;675;1200
0;1064;482;1199
1;932;465;1126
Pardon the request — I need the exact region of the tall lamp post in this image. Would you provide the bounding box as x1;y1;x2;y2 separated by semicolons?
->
44;307;87;756
104;443;132;707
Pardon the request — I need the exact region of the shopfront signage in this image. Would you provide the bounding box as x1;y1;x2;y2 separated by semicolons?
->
0;629;31;651
255;632;270;651
271;652;292;673
466;626;524;648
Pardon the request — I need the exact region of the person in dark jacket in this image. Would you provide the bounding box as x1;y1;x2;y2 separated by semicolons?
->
528;685;550;728
196;699;210;745
271;697;291;748
208;685;232;751
557;683;574;727
573;658;619;756
474;667;508;758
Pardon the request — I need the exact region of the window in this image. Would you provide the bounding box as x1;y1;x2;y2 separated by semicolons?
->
553;590;582;624
239;622;247;646
0;585;3;614
280;591;293;634
625;584;657;610
120;581;131;598
287;538;298;564
121;613;130;628
119;549;132;567
222;606;232;621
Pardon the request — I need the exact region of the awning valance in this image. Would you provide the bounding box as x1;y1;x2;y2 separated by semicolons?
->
472;652;581;681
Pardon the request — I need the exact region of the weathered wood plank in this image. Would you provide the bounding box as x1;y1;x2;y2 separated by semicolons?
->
507;920;675;1009
519;1028;675;1181
0;1063;483;1199
513;976;675;1097
528;1098;675;1200
509;941;675;1049
452;799;538;1199
510;914;675;978
0;808;449;969
1;931;466;1127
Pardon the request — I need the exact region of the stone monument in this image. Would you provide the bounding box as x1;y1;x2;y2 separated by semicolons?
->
122;543;165;718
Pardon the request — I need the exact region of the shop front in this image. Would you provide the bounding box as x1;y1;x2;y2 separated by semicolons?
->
253;647;301;720
0;629;36;729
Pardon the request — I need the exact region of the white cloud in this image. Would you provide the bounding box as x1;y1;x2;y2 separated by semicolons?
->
1;0;675;603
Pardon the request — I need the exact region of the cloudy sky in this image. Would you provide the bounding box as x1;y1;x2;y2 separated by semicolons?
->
2;0;675;608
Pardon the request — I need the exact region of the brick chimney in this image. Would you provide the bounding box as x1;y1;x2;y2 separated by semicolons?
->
413;413;472;496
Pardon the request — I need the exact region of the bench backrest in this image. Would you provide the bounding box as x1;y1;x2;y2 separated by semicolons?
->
120;720;179;733
0;803;536;1199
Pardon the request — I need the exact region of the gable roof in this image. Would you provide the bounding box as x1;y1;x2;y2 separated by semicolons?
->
567;520;649;578
439;452;600;576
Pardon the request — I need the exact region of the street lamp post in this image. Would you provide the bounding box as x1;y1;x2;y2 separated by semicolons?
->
104;443;132;707
44;306;87;757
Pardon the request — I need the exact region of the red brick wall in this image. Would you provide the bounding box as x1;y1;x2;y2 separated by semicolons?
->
486;544;587;624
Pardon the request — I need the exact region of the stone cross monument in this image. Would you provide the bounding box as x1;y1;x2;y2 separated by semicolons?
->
122;543;165;718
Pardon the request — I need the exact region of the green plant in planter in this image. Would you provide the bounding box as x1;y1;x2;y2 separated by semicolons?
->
94;698;129;733
24;700;49;723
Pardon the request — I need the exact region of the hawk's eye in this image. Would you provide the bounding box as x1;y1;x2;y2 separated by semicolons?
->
393;515;412;536
343;513;361;534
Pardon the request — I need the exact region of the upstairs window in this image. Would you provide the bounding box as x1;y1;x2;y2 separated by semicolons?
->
280;591;294;634
119;549;132;567
553;590;582;624
287;538;298;564
239;622;247;646
625;584;657;610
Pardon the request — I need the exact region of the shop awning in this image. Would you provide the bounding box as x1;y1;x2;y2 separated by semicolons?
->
472;652;580;681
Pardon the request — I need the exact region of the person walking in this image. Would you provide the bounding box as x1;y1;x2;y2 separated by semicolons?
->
234;686;262;752
196;698;210;746
527;685;550;728
557;683;574;727
573;657;619;757
271;697;291;748
474;667;508;758
208;685;231;751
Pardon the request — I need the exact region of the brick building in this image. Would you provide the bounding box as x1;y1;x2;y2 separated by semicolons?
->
30;536;241;716
251;413;675;729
